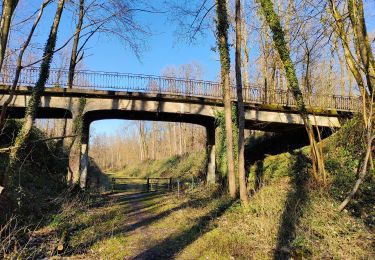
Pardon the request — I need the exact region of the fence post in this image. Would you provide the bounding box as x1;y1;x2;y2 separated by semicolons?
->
169;178;172;191
147;177;150;192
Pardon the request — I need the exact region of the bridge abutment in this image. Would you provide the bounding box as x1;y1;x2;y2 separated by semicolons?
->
206;125;216;184
67;140;80;186
79;120;90;189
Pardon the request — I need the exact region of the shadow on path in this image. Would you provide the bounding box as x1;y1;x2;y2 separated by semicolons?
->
273;150;311;259
65;191;225;256
132;198;234;259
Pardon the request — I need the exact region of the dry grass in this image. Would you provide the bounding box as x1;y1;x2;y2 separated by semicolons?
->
19;178;373;259
179;178;374;259
110;151;206;180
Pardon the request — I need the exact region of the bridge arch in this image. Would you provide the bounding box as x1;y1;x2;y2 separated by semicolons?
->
77;109;217;188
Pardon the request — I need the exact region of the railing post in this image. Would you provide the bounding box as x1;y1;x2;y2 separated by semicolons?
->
147;177;150;192
0;65;358;112
169;178;172;191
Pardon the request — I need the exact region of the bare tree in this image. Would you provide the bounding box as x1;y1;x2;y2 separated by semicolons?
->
0;0;19;71
4;0;66;191
257;0;327;184
235;0;249;206
216;0;236;198
0;0;51;133
328;0;374;210
67;0;85;88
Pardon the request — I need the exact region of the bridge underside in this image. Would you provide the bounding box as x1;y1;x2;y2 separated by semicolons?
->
1;87;352;187
1;87;347;131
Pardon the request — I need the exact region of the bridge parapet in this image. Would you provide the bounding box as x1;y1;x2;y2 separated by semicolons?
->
0;66;361;112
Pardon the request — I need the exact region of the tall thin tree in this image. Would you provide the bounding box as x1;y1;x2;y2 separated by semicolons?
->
216;0;236;198
257;0;327;184
0;0;51;133
4;0;66;190
328;0;374;210
0;0;19;71
235;0;249;206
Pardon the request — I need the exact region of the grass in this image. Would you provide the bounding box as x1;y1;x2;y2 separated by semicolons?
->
2;117;374;259
23;176;373;259
108;151;206;181
179;179;373;259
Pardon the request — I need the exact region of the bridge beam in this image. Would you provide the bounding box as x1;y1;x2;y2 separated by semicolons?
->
206;125;216;184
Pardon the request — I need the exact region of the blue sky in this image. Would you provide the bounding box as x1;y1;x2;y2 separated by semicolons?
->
15;0;375;137
82;3;219;135
20;1;220;136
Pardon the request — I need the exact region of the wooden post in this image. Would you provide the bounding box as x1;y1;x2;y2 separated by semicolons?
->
112;178;115;193
147;177;150;192
169;178;172;191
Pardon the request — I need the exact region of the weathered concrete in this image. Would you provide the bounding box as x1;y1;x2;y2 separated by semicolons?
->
0;87;345;130
0;87;354;185
206;125;216;184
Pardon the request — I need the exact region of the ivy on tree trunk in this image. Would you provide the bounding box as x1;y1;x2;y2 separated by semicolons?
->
257;0;326;183
5;0;65;193
216;0;237;198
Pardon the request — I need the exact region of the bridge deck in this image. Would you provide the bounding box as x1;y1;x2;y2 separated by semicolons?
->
0;66;360;112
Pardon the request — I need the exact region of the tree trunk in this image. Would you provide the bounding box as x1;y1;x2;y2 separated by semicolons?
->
329;0;375;209
257;0;326;183
216;0;236;198
347;0;375;96
61;0;84;146
241;1;249;87
0;0;50;133
4;0;65;190
67;0;84;88
329;0;366;98
235;0;249;206
0;0;19;72
339;117;374;211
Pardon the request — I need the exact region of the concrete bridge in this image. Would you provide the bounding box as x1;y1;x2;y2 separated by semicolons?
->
0;66;360;185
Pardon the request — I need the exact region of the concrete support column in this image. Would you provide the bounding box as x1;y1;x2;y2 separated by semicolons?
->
67;115;80;186
79;122;90;189
206;125;216;184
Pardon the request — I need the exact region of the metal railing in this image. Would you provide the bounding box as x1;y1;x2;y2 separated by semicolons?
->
111;177;172;192
0;66;361;112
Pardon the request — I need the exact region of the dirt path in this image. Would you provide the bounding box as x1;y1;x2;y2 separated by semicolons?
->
58;188;231;259
68;191;176;259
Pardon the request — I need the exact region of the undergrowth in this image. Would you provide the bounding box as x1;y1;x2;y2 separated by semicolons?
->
0;120;68;224
1;116;373;259
110;151;206;181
